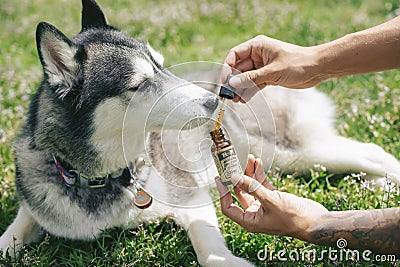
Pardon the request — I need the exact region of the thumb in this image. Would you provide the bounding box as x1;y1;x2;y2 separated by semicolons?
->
230;174;275;205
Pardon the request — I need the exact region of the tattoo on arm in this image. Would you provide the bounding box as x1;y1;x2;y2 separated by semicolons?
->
309;207;400;256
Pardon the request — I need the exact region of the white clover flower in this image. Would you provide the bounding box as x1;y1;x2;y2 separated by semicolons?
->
351;104;358;114
360;180;369;190
0;129;6;143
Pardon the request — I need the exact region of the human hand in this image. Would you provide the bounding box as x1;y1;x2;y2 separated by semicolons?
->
215;155;329;239
221;35;324;103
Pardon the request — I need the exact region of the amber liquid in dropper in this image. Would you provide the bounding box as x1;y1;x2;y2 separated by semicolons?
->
214;103;225;130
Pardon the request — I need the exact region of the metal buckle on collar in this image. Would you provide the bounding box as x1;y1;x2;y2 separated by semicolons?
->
87;177;108;188
80;173;108;189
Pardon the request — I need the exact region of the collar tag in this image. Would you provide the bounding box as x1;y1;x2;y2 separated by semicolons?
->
129;161;153;209
133;188;153;209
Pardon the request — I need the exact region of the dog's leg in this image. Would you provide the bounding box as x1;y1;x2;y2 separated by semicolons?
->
0;204;42;258
173;189;254;267
278;135;400;187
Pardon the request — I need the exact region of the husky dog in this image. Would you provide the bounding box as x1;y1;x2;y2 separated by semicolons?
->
1;0;400;266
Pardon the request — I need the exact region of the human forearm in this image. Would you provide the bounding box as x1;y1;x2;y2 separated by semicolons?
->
304;208;400;256
315;16;400;79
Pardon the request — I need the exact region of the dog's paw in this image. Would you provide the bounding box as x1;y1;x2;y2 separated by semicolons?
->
201;253;254;267
0;241;14;259
0;234;23;259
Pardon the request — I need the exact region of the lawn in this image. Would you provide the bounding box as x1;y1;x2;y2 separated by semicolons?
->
0;0;399;266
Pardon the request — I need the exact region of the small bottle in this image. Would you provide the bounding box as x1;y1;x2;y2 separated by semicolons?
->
210;128;242;186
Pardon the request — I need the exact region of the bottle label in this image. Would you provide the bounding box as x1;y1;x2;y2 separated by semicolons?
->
213;146;242;185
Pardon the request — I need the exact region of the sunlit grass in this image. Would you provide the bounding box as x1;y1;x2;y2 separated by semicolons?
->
0;0;399;266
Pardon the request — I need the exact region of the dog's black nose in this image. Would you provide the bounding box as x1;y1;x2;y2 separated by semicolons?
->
203;95;219;111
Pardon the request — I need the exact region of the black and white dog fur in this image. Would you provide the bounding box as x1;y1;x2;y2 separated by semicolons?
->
1;0;399;266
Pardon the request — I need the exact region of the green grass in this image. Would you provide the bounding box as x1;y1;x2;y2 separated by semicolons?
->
0;0;399;266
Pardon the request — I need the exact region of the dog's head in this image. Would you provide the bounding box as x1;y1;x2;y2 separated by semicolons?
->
36;0;218;138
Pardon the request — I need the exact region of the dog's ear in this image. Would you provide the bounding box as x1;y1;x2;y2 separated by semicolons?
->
36;22;83;98
81;0;107;31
